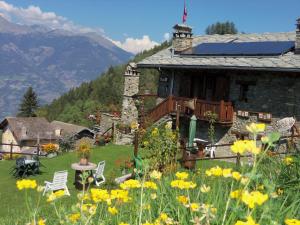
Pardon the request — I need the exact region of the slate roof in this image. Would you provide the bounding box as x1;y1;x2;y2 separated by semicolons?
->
137;32;300;72
51;120;93;136
0;117;57;142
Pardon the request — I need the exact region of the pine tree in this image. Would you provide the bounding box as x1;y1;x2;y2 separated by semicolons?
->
18;87;38;117
205;21;238;35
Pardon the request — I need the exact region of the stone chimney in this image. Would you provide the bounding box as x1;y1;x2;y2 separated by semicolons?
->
172;24;193;52
296;18;300;54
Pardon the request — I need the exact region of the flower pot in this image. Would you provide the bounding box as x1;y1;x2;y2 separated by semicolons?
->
79;158;89;165
47;152;58;158
182;150;196;170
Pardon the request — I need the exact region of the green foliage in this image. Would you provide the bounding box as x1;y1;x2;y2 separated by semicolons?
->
38;41;171;126
205;21;238;35
205;111;218;144
18;87;38;117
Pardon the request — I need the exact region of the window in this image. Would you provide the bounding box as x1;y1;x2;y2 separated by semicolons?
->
239;84;249;102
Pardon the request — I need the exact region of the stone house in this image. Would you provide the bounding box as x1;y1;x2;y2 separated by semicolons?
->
0;117;58;153
129;19;300;156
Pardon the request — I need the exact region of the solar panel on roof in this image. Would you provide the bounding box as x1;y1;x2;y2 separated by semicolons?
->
181;41;294;56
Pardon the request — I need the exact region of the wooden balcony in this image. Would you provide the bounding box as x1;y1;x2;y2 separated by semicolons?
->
148;96;234;125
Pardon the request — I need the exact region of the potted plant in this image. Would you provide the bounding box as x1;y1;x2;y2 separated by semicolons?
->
42;143;59;158
76;138;91;165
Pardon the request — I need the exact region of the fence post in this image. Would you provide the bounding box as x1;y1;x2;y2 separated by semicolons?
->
219;100;225;122
236;153;241;167
111;122;115;143
10;142;13;160
37;144;40;158
176;104;180;129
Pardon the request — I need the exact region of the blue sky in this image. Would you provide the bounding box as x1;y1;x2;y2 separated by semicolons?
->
1;0;299;53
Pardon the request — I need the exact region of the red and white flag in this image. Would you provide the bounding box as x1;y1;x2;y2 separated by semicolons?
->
182;0;187;23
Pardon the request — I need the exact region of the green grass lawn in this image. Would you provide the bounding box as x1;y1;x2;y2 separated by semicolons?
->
0;144;133;224
0;144;235;224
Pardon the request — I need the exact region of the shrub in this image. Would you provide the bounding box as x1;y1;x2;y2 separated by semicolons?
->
41;143;58;154
58;135;75;152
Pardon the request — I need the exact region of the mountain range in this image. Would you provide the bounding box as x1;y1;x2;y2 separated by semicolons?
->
0;16;133;119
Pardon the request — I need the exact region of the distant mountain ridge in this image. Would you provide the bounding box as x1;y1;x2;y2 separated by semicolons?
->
0;16;133;119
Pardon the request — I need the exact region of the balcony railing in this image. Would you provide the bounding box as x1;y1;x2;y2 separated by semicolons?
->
148;96;234;124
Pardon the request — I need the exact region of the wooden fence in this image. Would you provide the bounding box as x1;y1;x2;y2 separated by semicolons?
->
0;142;45;160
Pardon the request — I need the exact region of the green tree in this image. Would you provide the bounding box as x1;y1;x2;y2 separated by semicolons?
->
18;87;38;117
205;21;238;35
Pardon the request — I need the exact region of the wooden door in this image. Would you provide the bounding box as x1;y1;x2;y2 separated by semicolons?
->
214;76;230;101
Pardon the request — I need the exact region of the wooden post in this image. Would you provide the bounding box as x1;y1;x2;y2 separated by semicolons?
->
10;142;13;160
168;96;173;112
219;100;225;122
236;153;241;167
37;144;40;158
176;104;180;129
111;122;115;143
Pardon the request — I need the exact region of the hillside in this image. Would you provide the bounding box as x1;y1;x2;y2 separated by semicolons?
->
0;16;133;119
39;41;171;126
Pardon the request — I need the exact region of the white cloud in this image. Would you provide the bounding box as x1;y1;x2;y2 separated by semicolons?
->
164;32;171;41
0;1;104;34
111;35;159;54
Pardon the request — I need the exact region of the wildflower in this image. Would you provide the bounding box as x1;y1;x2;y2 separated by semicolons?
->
130;121;139;130
159;213;169;222
151;128;159;136
150;193;157;200
108;206;118;215
257;185;264;190
283;156;294;165
170;180;196;189
143;141;149;147
165;121;172;129
232;171;242;181
143;181;158;190
234;216;259;225
200;184;211;193
241;191;268;209
120;179;141;189
190;203;200;212
230;190;242;199
241;177;249;185
202;203;217;214
110;189;130;202
261;136;269;144
90;189;110;203
119;223;130;225
246;123;266;134
175;171;189;180
231;140;248;154
143;204;151;210
150;170;162;180
16;179;37;190
222;168;232;178
177;195;189;205
285;219;300;225
245;140;261;155
277;188;284;195
205;166;223;177
38;219;46;225
47;190;65;202
69;213;80;223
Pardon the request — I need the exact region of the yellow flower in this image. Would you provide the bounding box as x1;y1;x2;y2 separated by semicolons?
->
150;170;162;180
119;223;130;225
241;191;268;209
143;204;151;210
222;168;232;178
177;195;189;205
47;190;65;202
205;166;223;177
130;121;139;130
120;179;141;189
231;140;248;154
159;213;169;222
200;184;211;193
241;177;249;185
283;156;294;165
108;206;118;215
230;190;242;199
143;141;149;146
246;123;266;134
234;216;259;225
38;219;46;225
232;171;242;181
170;180;196;189
190;203;200;212
143;181;158;190
285;219;300;225
244;140;261;155
16;179;37;190
69;213;80;223
175;171;189;180
150;193;157;200
151;128;159;136
110;189;130;202
165;121;172;129
261;136;269;144
90;189;110;203
277;188;284;195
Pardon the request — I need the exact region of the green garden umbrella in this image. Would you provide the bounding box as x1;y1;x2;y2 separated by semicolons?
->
188;115;197;148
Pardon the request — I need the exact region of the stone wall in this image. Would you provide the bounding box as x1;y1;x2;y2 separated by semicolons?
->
229;71;300;119
121;63;140;125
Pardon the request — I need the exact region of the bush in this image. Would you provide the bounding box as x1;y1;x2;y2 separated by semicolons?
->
58;135;75;152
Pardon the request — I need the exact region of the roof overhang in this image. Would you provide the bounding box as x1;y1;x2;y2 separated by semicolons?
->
137;63;300;73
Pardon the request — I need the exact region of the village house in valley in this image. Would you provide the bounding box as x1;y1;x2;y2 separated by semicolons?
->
122;19;300;156
0;117;58;153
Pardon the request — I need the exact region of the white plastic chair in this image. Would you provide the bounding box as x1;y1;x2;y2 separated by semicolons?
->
205;143;218;158
93;161;106;186
43;170;70;196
